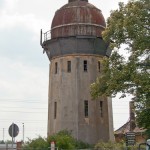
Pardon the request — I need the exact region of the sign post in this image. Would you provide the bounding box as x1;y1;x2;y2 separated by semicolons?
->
12;123;14;149
125;132;135;146
8;123;19;150
146;139;150;150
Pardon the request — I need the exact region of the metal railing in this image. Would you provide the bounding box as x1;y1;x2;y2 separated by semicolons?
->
40;29;51;47
0;143;16;150
44;30;51;42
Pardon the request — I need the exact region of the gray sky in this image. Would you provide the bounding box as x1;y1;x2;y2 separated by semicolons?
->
0;0;130;142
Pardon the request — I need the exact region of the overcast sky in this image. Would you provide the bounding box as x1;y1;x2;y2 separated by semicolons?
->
0;0;130;142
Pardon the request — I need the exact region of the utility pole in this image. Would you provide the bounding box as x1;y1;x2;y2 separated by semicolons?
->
3;128;4;142
12;123;14;150
22;123;24;143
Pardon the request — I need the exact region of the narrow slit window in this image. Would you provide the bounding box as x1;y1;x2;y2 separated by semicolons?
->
54;102;57;119
55;62;58;74
84;60;87;72
98;61;101;72
100;101;103;117
67;61;71;72
84;100;88;118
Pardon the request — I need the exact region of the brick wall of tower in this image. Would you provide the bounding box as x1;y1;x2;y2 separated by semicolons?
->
47;55;114;144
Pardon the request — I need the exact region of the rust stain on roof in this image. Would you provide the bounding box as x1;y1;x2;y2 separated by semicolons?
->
51;1;106;39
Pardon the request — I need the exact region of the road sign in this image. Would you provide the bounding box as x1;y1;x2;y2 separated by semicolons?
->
8;123;19;138
125;132;136;146
146;139;150;150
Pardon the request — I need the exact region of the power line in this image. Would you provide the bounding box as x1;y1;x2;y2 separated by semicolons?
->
0;106;47;109
0;110;47;113
0;119;47;122
0;99;47;103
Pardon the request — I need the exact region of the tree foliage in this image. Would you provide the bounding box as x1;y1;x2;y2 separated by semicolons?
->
95;141;142;150
47;130;75;149
47;130;91;149
22;130;91;150
95;141;125;150
23;136;49;150
0;140;5;144
91;0;150;131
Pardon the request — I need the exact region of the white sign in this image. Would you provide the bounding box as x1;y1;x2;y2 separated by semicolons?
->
51;141;55;150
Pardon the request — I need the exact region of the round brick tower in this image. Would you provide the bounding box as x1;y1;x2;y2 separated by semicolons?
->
41;0;114;144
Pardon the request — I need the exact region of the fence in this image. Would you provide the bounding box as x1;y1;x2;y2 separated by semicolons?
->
0;144;16;150
0;145;149;150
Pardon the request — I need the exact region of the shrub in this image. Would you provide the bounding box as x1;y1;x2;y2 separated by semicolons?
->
47;130;75;150
23;136;49;150
22;130;92;150
95;141;124;150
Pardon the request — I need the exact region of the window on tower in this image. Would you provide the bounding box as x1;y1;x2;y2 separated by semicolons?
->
67;61;71;72
55;62;58;74
83;60;87;72
100;101;103;117
98;61;101;72
84;100;88;118
54;102;57;119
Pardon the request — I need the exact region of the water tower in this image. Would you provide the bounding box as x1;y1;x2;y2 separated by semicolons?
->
41;0;114;144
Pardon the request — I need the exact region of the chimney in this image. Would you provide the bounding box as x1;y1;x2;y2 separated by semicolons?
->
17;142;23;150
129;101;136;131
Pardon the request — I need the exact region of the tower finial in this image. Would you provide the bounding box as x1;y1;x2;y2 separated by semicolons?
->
69;0;88;3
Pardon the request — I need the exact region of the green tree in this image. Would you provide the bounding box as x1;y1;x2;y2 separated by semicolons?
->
22;130;91;150
23;136;49;150
47;130;75;150
95;141;125;150
0;140;5;144
47;130;91;149
91;0;150;134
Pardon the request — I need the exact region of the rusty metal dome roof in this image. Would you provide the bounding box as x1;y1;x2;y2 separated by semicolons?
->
51;0;106;39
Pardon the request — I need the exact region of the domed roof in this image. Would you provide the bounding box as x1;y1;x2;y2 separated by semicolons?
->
51;0;106;39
